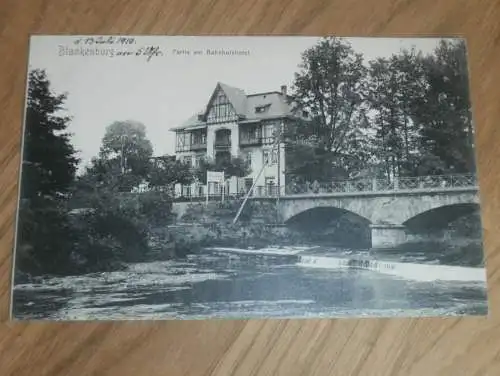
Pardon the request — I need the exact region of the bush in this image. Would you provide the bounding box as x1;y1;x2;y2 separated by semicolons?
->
15;198;76;276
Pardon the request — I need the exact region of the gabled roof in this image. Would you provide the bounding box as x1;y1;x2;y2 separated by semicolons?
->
171;82;302;132
245;92;294;119
217;82;247;116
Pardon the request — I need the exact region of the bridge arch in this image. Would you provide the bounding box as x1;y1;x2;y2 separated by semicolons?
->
403;202;480;232
395;193;480;225
280;197;376;224
285;206;372;226
284;206;372;248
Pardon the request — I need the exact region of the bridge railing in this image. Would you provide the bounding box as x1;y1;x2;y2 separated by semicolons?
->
283;174;477;196
137;174;477;200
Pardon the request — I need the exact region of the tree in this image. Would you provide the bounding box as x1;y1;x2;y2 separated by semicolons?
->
21;69;79;200
288;37;370;180
389;48;428;176
367;54;424;179
413;39;475;174
148;155;194;188
16;69;79;275
98;120;153;190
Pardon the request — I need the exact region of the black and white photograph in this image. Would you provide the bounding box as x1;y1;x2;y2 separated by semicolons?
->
11;35;488;320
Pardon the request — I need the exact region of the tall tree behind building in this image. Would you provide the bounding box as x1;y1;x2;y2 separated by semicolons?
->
286;37;371;182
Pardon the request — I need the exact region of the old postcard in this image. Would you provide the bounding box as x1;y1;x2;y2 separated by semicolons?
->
11;35;488;320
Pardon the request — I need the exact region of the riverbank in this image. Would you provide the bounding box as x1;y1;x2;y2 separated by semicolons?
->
147;222;305;259
146;221;485;268
373;239;485;267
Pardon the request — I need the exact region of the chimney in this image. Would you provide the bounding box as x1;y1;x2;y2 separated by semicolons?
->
280;85;287;96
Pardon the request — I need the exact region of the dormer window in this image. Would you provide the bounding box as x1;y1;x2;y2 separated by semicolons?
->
255;103;271;113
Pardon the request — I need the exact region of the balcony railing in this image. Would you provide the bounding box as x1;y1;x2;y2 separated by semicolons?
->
175;143;206;152
240;137;262;146
214;139;231;149
190;142;207;151
175;145;190;153
262;136;276;145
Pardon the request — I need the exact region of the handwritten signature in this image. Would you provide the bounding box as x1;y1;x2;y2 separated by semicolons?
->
114;46;164;61
136;46;164;61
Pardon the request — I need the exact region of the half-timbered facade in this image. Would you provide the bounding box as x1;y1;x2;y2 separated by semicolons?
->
170;82;304;198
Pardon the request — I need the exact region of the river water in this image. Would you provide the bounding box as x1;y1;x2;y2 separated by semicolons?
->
12;247;488;320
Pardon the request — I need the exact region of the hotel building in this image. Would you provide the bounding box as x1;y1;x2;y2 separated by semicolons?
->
169;82;305;198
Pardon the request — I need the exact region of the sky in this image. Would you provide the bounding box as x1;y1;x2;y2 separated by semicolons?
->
27;35;449;171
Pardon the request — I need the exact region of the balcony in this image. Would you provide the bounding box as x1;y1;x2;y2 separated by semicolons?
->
262;136;276;145
214;139;231;150
239;136;262;147
190;142;207;151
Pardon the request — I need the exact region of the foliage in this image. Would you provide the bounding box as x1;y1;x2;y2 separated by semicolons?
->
367;50;425;179
287;37;371;181
21;69;79;200
291;37;368;152
414;39;475;174
98;120;154;190
148;155;194;188
286;37;476;184
16;197;75;275
194;154;251;184
15;70;80;276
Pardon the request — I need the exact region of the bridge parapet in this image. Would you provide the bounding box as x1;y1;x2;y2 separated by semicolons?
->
284;174;477;196
134;174;478;202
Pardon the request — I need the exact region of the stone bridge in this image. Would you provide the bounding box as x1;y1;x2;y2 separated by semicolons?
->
277;187;479;249
168;174;480;249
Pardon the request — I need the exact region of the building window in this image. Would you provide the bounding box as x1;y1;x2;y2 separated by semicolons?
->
240;125;261;145
245;151;252;167
176;132;190;152
252;126;261;139
265;177;276;196
182;185;191;197
263;150;270;165
262;123;277;144
271;150;278;164
193;155;203;168
191;131;206;146
263;150;277;165
255;104;271;113
244;178;253;192
214;128;231;148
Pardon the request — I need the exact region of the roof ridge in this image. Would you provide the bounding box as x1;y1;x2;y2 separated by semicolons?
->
246;91;283;97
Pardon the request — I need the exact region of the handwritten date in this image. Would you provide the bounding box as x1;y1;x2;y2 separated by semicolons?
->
73;36;136;46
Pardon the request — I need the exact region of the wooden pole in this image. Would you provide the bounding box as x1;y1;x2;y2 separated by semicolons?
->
233;130;281;225
232;160;267;224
